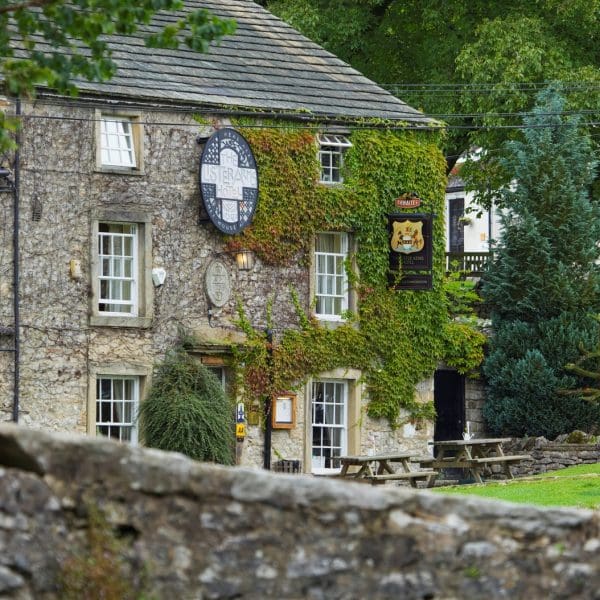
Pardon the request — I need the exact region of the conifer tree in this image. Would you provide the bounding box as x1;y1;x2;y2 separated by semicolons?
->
139;349;234;464
482;88;600;438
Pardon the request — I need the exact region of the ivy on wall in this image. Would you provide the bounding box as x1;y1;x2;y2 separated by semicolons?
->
222;124;484;424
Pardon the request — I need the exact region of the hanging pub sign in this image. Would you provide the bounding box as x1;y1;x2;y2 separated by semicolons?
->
388;211;433;290
199;128;259;235
395;191;422;210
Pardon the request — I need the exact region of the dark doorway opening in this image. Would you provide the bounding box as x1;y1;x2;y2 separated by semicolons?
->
434;369;465;445
448;197;465;254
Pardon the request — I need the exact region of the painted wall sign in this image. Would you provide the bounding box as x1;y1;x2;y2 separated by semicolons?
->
200;128;259;235
204;259;232;307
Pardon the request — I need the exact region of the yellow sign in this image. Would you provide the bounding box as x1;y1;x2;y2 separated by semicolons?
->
236;423;246;438
390;220;424;254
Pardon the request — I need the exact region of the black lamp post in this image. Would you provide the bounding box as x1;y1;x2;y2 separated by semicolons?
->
263;327;273;470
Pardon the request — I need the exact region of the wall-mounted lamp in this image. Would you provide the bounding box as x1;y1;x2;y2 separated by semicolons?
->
235;250;255;271
0;166;13;192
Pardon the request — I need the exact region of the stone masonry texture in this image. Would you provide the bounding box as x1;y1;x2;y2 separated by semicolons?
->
0;424;598;600
0;100;433;468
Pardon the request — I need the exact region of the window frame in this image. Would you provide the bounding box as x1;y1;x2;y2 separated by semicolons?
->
313;231;353;322
98;222;139;317
87;363;151;445
90;209;153;328
310;379;348;474
305;369;362;475
318;133;352;185
95;109;144;174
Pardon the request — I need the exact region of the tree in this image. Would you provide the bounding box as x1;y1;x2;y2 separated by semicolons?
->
139;349;234;464
482;88;600;438
264;1;600;200
0;0;235;153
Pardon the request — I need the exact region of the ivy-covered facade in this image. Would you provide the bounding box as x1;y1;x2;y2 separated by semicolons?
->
0;0;484;472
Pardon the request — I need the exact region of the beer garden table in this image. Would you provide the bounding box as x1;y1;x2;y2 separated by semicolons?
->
337;453;438;488
426;438;531;484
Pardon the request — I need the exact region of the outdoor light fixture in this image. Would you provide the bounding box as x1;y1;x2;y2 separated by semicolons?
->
0;166;13;191
235;250;255;271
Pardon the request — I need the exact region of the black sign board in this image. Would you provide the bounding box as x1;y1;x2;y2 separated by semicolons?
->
390;273;432;291
199;129;259;235
388;213;433;290
388;213;433;271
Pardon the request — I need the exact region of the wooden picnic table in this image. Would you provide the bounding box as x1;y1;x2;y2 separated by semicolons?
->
338;453;438;488
426;438;531;483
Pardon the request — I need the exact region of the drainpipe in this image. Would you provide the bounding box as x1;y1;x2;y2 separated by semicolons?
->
12;98;21;423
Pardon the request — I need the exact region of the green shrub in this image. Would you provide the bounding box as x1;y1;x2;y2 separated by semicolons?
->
139;349;234;464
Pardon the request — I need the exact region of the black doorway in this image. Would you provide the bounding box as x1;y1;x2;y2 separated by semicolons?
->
448;197;465;254
434;370;465;443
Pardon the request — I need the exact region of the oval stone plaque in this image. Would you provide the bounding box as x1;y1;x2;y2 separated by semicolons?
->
205;259;232;307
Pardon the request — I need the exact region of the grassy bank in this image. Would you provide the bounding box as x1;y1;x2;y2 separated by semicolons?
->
432;463;600;510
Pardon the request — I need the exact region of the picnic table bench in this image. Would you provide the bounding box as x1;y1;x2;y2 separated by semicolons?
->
337;453;438;488
427;438;532;483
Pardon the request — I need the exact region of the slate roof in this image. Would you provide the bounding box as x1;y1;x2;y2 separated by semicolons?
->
25;0;432;124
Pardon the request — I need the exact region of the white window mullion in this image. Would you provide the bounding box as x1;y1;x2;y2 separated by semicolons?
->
311;380;348;474
315;232;349;320
100;117;136;168
318;134;351;184
98;223;138;316
96;375;139;444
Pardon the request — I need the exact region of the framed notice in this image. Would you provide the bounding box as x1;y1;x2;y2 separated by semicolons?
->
271;393;296;429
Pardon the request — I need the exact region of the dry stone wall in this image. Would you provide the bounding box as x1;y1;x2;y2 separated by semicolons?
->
505;437;600;477
0;425;599;600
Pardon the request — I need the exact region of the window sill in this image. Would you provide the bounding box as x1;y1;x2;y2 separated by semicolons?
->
318;181;345;187
314;316;347;329
95;166;145;176
90;315;152;329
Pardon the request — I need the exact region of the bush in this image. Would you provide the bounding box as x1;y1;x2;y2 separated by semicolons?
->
139;349;234;464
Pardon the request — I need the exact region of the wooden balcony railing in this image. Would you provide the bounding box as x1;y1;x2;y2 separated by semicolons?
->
446;252;492;276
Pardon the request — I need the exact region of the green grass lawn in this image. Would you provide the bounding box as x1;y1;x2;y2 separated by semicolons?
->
432;463;600;510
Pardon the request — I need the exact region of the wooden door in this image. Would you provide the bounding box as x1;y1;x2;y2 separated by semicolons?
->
434;369;465;443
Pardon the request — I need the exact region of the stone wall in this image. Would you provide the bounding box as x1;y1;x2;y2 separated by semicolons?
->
505;437;600;477
0;425;598;600
465;378;485;437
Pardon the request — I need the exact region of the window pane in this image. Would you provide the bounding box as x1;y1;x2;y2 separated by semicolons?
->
101;117;136;168
311;380;347;473
315;233;348;317
98;222;138;315
96;376;139;444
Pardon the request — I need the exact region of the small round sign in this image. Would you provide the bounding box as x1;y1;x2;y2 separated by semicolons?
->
199;128;259;235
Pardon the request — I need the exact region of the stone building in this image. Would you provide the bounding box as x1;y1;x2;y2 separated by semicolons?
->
0;0;455;472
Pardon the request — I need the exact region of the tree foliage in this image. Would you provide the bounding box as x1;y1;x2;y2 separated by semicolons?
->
482;89;600;438
0;0;235;152
264;0;600;200
139;349;234;464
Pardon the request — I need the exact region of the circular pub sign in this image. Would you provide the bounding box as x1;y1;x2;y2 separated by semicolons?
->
199;128;259;235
